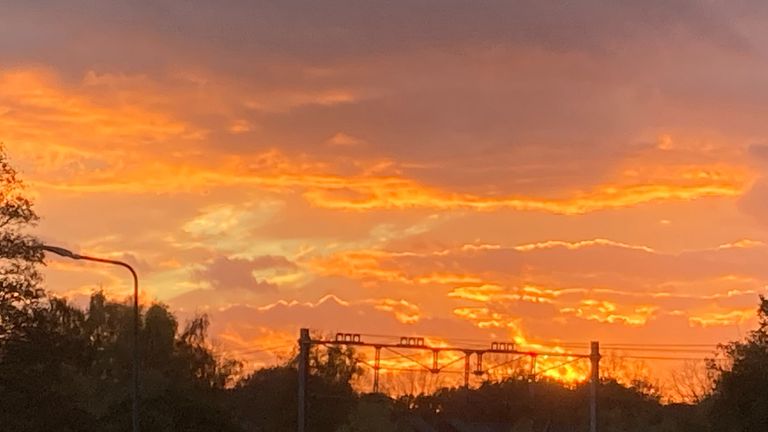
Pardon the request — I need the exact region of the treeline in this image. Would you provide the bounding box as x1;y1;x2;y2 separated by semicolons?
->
0;290;711;432
4;290;768;432
0;289;359;431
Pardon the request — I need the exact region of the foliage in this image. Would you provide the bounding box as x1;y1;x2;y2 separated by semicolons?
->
707;295;768;431
0;293;241;432
391;376;708;432
337;394;399;432
231;343;360;432
0;145;44;340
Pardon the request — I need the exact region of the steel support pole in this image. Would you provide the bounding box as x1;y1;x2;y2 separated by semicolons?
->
130;267;139;432
373;346;381;393
298;328;311;432
475;352;484;376
41;246;141;432
464;352;471;387
590;341;600;432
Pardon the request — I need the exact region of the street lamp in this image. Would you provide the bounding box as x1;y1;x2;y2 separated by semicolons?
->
42;245;141;432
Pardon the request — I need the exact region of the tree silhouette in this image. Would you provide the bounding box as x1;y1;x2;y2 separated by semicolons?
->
231;343;360;432
0;293;241;431
0;145;44;340
708;295;768;431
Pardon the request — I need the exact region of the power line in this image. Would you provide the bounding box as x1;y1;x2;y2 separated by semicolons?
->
358;360;465;375
602;347;715;354
298;329;601;432
614;355;709;361
438;353;470;371
384;347;435;372
356;332;722;351
222;344;296;356
484;355;527;373
601;343;719;348
535;357;586;376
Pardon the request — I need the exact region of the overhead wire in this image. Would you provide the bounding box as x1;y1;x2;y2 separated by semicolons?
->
484;355;526;373
437;353;470;371
613;355;710;361
534;357;585;376
383;347;435;372
355;332;719;351
220;333;722;371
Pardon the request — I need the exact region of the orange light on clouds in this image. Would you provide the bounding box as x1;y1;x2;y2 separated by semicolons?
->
6;9;768;400
5;67;751;218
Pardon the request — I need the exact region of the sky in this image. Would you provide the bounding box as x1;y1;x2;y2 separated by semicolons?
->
4;0;768;390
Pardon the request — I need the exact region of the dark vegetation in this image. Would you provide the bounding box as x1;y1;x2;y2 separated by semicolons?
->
2;146;768;431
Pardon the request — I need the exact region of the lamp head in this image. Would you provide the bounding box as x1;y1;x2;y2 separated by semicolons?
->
41;245;82;260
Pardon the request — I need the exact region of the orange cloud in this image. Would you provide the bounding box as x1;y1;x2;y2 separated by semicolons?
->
303;170;748;214
688;308;755;327
559;300;657;326
5;67;749;216
370;298;421;324
0;68;202;155
449;284;556;304
512;238;657;253
310;248;488;286
28;152;750;215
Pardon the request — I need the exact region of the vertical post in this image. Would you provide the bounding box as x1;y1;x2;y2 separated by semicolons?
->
529;354;538;381
475;352;484;376
590;341;600;432
529;353;538;398
464;352;471;387
373;346;381;393
298;328;311;432
432;350;439;373
131;270;140;432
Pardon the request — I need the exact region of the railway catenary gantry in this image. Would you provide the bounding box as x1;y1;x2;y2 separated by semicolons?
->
297;329;601;432
321;332;592;390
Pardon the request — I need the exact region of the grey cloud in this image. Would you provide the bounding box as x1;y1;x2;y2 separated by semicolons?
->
739;180;768;226
748;143;768;163
738;143;768;225
6;0;767;198
0;0;751;75
194;255;293;291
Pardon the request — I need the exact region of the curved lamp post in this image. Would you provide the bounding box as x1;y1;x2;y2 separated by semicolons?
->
42;245;140;432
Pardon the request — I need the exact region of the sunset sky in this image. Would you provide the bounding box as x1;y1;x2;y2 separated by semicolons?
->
4;1;768;384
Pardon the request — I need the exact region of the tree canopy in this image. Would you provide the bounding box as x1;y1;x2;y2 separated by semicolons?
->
0;145;44;340
707;295;768;431
0;292;243;432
